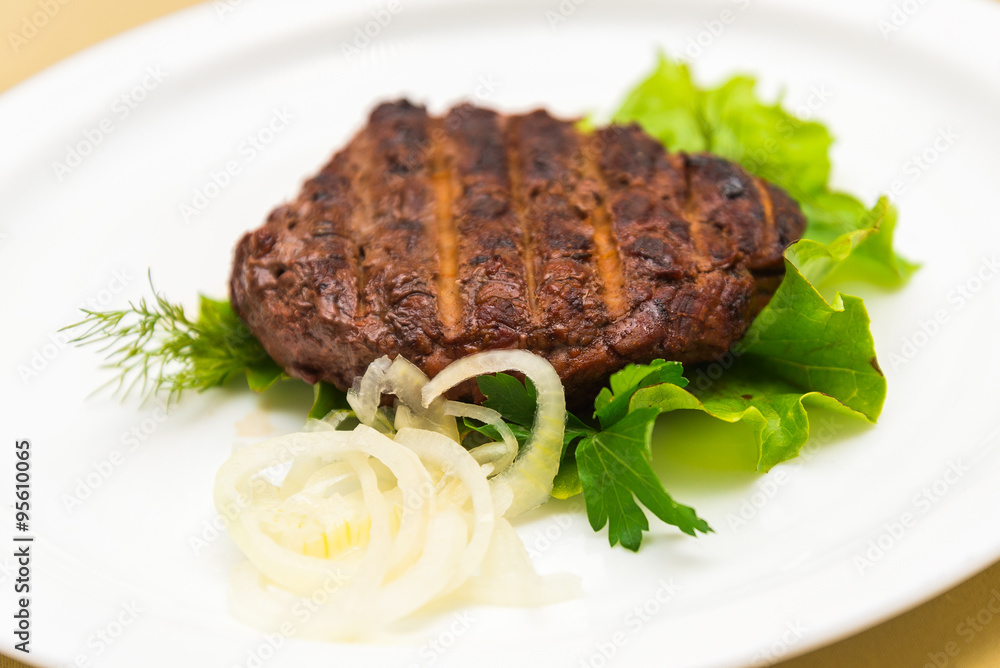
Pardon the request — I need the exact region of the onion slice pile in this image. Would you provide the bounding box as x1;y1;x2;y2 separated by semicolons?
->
213;351;577;640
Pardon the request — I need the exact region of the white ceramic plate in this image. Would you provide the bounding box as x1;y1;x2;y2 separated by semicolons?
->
3;0;1000;665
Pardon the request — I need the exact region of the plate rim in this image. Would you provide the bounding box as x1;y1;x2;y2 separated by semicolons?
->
3;0;1000;666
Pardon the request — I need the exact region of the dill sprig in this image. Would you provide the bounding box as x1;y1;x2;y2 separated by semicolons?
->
63;276;283;403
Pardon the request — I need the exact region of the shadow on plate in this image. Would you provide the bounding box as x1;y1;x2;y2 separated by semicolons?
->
648;405;876;497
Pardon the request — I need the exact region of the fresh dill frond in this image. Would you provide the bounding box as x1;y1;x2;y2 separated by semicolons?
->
63;275;283;404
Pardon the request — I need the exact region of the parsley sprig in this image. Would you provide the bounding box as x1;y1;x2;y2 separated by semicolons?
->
477;362;713;551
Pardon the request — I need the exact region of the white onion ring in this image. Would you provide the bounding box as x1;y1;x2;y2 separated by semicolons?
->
215;351;575;640
422;350;566;518
346;356;391;427
442;400;518;474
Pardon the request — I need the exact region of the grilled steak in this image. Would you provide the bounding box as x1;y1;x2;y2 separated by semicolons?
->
230;100;806;400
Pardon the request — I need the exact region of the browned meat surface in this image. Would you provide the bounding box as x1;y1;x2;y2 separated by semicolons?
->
230;100;806;400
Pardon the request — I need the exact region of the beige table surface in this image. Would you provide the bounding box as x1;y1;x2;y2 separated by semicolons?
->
2;1;999;666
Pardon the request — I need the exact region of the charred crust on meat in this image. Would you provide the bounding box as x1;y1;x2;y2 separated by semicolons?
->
229;101;807;399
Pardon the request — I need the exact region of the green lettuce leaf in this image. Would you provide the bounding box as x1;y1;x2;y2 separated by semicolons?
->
244;361;283;392
799;195;919;286
614;54;916;285
308;381;350;420
630;254;885;471
553;244;887;547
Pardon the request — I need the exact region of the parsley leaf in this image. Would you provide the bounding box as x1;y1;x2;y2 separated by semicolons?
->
576;408;712;550
594;360;687;428
478;367;711;549
479;373;537;427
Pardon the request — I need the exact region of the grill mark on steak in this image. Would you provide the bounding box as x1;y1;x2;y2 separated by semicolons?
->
689;154;767;269
582;133;628;319
298;152;364;325
346;127;372;320
752;176;777;256
674;152;709;272
596;124;741;366
511;110;609;348
229;100;808;401
597;125;696;309
446;104;531;349
503;115;539;325
429;118;461;336
362;101;443;354
684;154;738;268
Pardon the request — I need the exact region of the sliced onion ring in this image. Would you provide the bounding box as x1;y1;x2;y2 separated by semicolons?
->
442;400;518;475
215;350;576;640
421;350;566;518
